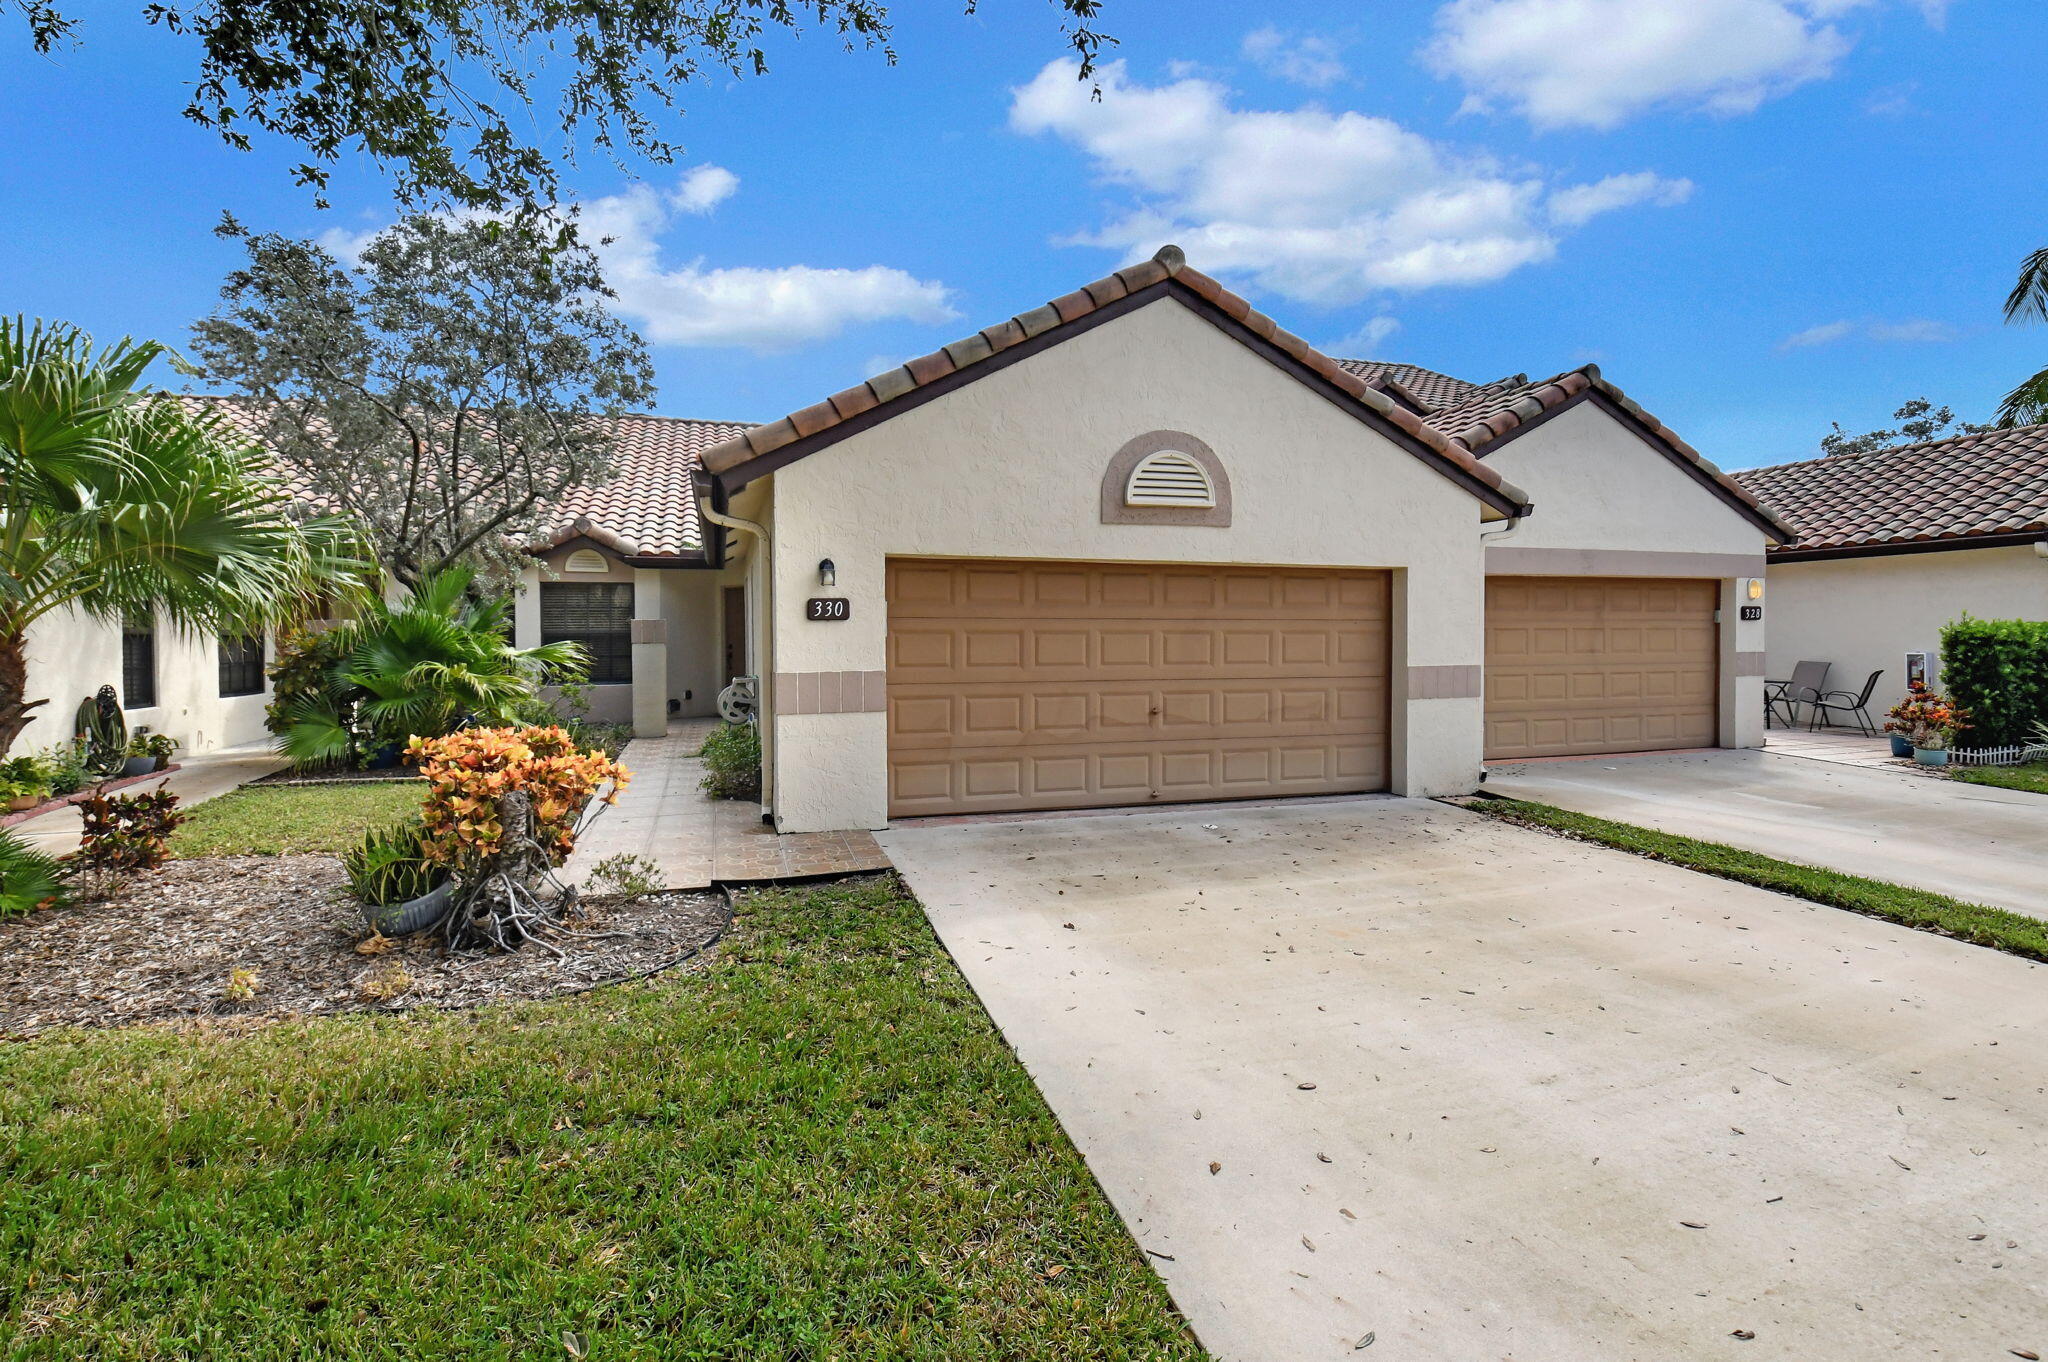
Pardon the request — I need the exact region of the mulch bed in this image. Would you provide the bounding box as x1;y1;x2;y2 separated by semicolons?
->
0;856;728;1039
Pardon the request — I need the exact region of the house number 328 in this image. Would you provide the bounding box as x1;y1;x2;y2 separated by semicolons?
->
806;597;851;621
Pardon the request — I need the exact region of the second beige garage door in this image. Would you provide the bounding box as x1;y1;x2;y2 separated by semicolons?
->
887;559;1389;817
1486;577;1719;760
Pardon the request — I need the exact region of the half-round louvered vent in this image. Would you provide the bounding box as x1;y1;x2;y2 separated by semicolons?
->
564;548;610;573
1124;449;1216;508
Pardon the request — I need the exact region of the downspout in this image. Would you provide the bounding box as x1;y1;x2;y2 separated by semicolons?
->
1479;504;1532;545
697;472;773;820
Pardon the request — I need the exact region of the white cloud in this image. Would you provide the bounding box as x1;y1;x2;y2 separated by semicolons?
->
577;180;957;350
1547;171;1695;226
1242;26;1348;88
671;164;739;214
1779;317;1956;349
323;173;958;353
1009;59;1688;305
1327;316;1402;356
1425;0;1940;130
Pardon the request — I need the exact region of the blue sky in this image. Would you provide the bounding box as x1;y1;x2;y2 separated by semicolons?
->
4;0;2044;469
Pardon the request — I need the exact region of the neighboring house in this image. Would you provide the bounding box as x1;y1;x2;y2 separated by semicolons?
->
7;245;1793;838
1733;425;2048;704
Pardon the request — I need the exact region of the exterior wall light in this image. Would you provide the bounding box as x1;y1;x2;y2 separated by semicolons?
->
1745;577;1765;601
818;558;836;588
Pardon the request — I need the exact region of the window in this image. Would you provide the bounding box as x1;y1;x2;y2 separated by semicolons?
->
542;583;633;685
218;633;266;697
122;614;157;709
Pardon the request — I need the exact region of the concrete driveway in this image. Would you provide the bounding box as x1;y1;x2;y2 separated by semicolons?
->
879;798;2048;1362
1487;748;2048;919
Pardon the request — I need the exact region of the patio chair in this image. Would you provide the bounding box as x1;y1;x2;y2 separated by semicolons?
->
1764;660;1830;728
1808;669;1885;735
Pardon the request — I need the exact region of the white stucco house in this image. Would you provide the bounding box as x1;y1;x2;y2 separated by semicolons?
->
1733;424;2048;707
8;246;1795;835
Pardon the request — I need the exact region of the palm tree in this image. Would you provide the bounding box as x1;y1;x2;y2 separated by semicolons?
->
1997;247;2048;427
0;317;369;753
275;566;587;766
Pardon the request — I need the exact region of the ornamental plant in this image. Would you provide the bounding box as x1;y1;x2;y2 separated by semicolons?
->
274;568;588;768
1884;682;1970;751
72;785;187;875
407;725;628;880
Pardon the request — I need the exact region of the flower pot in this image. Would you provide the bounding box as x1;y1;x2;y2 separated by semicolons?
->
361;879;455;936
6;794;41;812
1889;735;1914;758
1913;746;1950;767
120;755;157;777
364;743;404;771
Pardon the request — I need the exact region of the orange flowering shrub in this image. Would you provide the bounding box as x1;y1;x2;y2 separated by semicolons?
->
407;725;629;875
1884;682;1971;749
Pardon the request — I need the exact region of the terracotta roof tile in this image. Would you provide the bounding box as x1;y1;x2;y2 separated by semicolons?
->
1422;365;1797;543
696;245;1529;512
1732;424;2048;556
1335;360;1495;414
186;395;749;559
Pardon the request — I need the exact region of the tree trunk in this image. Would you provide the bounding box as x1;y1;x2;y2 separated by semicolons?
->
0;632;50;756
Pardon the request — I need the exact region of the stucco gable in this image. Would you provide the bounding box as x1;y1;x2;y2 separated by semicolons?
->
696;246;1528;520
770;296;1501;542
1481;400;1770;557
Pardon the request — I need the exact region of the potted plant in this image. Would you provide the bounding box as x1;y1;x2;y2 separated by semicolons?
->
142;730;179;772
120;728;160;778
1885;684;1949;761
1891;688;1969;767
343;817;453;935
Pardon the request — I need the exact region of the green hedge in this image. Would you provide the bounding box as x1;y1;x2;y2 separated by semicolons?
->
1940;615;2048;747
698;721;762;801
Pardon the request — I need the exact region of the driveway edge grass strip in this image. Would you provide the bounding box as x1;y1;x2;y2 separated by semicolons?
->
1460;794;2048;964
1951;761;2048;796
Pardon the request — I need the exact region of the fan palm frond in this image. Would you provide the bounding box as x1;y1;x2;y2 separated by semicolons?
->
1996;366;2048;429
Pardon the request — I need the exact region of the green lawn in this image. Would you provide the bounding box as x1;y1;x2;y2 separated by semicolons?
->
1467;795;2048;963
1953;761;2048;795
170;782;425;857
0;876;1199;1359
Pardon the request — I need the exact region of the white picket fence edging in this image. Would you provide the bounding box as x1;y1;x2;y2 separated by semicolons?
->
1949;743;2048;768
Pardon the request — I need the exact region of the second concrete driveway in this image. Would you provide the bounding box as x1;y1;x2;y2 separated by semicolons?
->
880;798;2048;1362
1487;748;2048;919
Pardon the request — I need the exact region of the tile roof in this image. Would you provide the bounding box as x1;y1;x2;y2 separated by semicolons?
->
1419;365;1798;543
1731;424;2048;557
697;245;1530;515
184;395;748;559
1334;360;1492;413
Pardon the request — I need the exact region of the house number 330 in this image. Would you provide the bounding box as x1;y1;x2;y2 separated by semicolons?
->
806;597;851;621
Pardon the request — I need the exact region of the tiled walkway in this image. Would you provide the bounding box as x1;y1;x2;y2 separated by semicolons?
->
563;719;891;889
1763;724;1929;773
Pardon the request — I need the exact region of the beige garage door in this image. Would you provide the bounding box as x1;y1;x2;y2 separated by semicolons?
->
1485;577;1719;760
887;559;1390;817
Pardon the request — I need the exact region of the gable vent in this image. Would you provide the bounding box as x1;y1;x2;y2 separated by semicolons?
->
1125;450;1216;508
564;548;610;573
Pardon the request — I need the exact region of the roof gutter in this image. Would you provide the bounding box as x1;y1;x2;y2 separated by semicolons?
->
1480;503;1534;544
1769;529;2048;564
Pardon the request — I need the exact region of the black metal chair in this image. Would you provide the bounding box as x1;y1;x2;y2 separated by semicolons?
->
1765;660;1830;729
1808;669;1885;735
